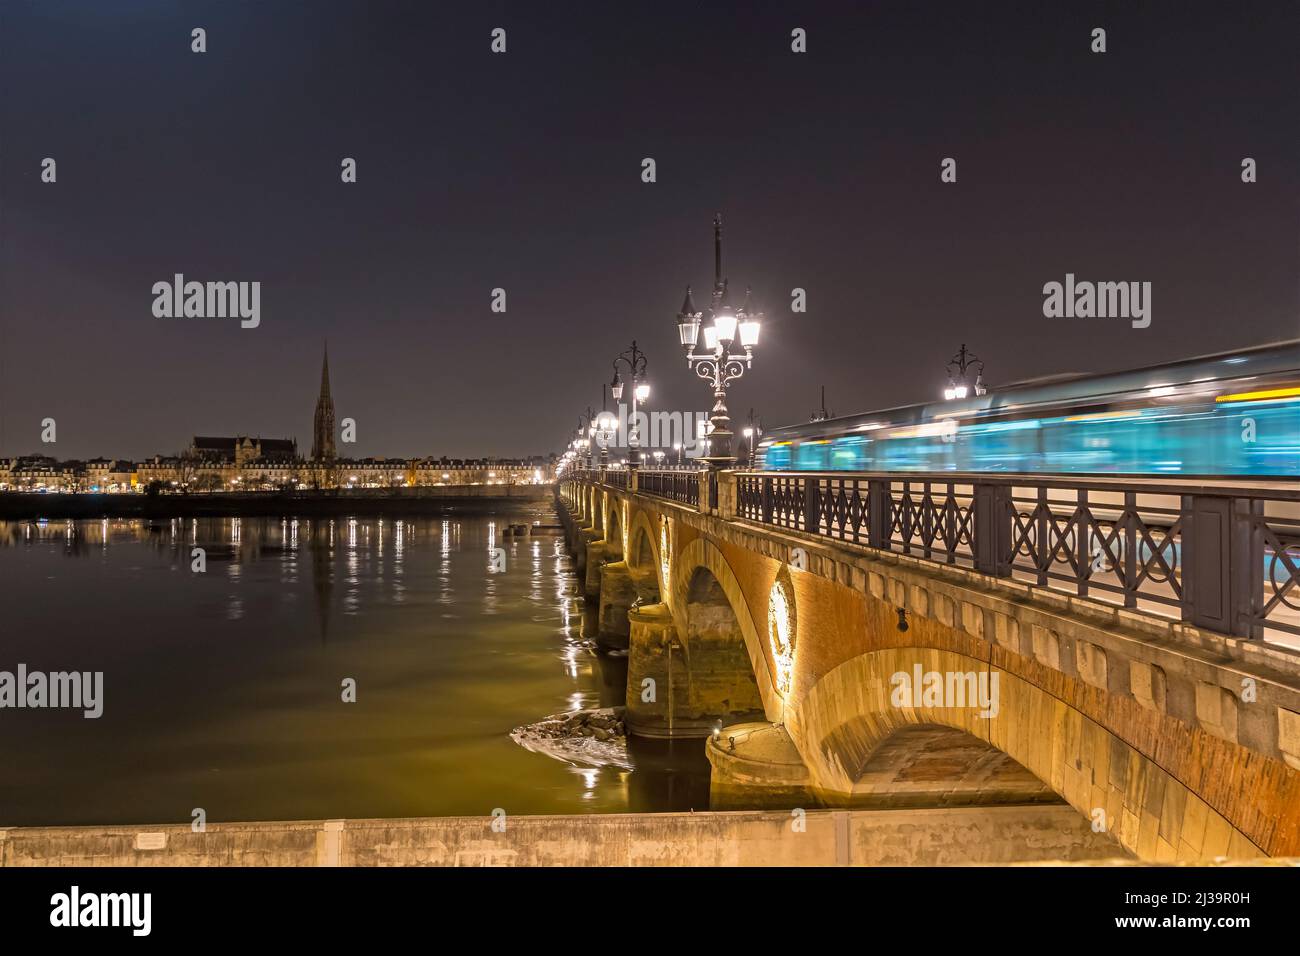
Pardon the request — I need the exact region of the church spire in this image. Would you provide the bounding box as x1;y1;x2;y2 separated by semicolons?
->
319;342;331;400
312;343;337;462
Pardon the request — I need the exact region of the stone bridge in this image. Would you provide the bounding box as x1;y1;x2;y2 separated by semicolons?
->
558;470;1300;862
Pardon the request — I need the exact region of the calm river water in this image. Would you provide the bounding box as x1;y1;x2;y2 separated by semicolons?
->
0;514;710;827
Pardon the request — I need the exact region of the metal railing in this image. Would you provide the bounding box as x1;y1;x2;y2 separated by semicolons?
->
637;469;702;506
733;471;1300;646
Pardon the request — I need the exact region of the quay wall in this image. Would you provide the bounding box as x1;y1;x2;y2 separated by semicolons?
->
1;807;1124;867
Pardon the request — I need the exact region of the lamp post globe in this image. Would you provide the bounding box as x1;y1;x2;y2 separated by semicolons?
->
611;341;650;470
943;344;987;401
675;214;761;471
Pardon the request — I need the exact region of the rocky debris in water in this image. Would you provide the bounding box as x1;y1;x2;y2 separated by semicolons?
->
510;706;631;770
522;706;626;740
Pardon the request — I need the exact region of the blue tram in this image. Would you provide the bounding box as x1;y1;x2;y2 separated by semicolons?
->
757;341;1300;477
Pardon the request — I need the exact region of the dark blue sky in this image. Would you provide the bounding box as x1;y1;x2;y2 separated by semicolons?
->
2;0;1296;459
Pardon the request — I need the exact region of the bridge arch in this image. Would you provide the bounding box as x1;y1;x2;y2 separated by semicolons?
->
851;723;1063;808
790;646;1263;860
603;498;624;561
626;507;662;604
670;536;781;723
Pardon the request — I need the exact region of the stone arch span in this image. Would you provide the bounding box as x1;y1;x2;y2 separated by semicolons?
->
850;723;1062;809
669;536;781;724
603;498;623;561
625;507;661;603
789;646;1263;861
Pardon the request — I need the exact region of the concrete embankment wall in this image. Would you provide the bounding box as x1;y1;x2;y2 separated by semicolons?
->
0;486;553;520
1;806;1125;867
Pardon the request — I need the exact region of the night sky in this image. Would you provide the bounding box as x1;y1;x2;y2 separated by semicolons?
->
1;0;1296;461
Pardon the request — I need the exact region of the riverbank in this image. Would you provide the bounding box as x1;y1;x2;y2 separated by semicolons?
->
0;486;553;520
0;806;1131;866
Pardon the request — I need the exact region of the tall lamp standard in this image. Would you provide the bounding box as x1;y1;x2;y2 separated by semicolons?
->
610;341;650;470
588;385;617;472
592;410;617;471
676;214;762;470
569;435;585;477
589;385;619;474
943;343;988;400
742;408;763;469
575;415;592;472
577;408;603;470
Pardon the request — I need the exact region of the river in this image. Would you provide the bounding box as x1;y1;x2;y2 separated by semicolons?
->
0;513;711;827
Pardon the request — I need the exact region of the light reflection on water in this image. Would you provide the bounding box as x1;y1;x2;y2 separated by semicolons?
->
0;515;709;828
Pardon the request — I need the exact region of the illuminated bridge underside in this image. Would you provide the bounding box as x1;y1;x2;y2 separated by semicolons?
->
560;469;1300;862
834;725;1059;808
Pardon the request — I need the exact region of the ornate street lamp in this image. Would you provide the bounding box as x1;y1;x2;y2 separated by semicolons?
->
742;408;762;469
578;410;593;469
676;214;762;470
585;385;618;472
943;343;987;400
595;411;617;469
611;340;650;469
571;410;599;470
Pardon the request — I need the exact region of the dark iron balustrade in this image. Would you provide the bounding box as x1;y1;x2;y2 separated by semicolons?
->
637;469;702;505
561;468;626;492
732;471;1299;645
566;468;1300;644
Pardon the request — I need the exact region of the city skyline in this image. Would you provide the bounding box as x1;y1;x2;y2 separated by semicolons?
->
0;343;561;464
2;1;1296;461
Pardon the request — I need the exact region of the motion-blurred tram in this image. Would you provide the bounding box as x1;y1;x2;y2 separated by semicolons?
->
756;341;1300;477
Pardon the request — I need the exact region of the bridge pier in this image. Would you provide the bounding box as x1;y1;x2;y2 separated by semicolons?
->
625;602;679;734
575;526;601;579
624;598;766;739
597;560;635;648
706;721;818;810
583;539;605;601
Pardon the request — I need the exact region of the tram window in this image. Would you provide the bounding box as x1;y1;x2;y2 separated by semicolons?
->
795;441;830;470
1235;403;1300;474
831;436;870;470
1215;410;1250;474
764;445;792;470
964;421;1041;472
